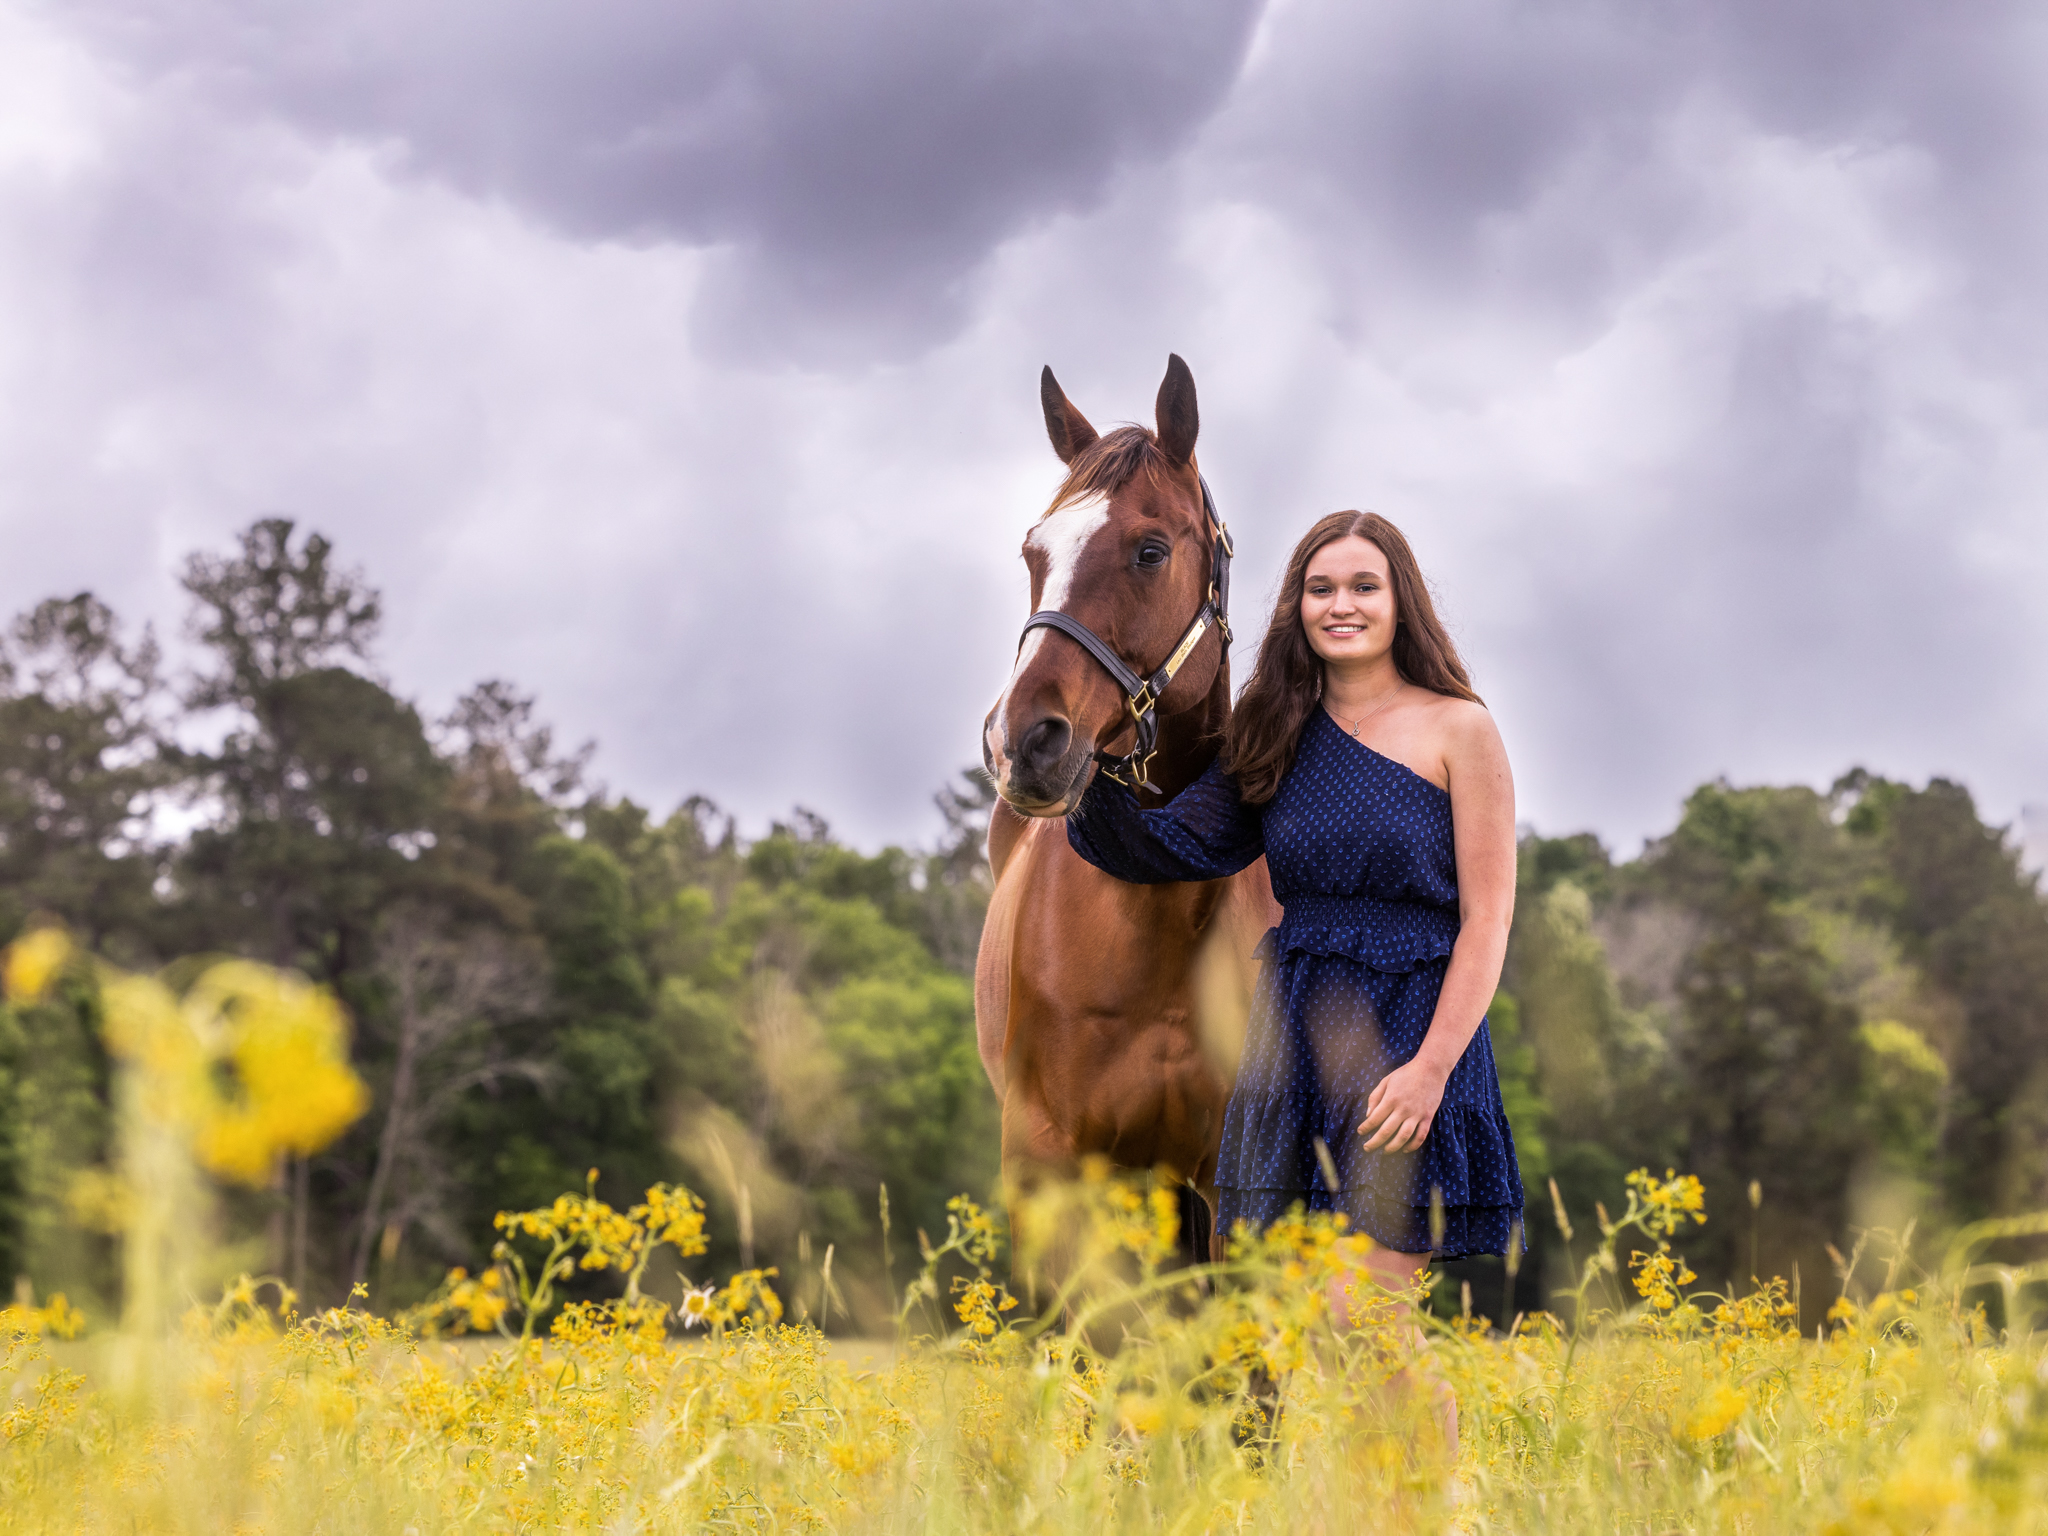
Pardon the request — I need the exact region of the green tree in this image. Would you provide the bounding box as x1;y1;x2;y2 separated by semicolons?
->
0;979;115;1310
0;595;167;956
1503;836;1672;1303
176;520;443;975
1844;773;2048;1217
1672;891;1868;1290
172;521;454;1293
1623;780;1978;1300
916;770;997;975
0;595;155;1302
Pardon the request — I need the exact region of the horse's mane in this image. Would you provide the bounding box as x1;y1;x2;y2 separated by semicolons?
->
1044;426;1170;516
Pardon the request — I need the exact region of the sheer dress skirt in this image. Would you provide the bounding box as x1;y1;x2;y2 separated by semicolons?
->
1214;944;1524;1259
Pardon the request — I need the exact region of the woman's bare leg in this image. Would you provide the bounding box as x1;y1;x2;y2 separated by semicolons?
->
1329;1246;1458;1460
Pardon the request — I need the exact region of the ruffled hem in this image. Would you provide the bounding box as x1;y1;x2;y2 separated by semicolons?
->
1254;894;1460;975
1218;1098;1523;1211
1215;1188;1525;1259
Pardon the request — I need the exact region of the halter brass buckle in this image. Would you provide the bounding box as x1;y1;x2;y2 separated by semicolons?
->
1107;745;1158;792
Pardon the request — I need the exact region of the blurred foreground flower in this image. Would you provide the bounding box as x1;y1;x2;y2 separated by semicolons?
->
5;926;372;1336
1686;1383;1748;1441
103;958;370;1187
0;1292;86;1341
1;925;73;1002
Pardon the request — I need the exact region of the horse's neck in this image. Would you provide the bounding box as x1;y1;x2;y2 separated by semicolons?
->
1136;664;1233;805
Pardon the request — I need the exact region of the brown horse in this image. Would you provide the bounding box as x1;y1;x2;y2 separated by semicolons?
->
978;355;1280;1258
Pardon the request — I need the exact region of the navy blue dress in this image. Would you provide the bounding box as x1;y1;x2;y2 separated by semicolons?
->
1067;708;1524;1257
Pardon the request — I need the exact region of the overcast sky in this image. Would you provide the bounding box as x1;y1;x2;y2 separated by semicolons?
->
2;0;2043;863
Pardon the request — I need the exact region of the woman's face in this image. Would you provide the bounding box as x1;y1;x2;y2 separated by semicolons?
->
1300;535;1398;667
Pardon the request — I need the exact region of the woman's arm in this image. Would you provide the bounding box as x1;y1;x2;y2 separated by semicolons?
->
1358;701;1517;1154
1067;755;1265;884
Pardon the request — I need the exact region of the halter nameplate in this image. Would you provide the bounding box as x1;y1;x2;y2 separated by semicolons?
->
1158;610;1213;684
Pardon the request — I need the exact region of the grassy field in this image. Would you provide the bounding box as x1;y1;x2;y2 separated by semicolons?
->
7;1167;2048;1535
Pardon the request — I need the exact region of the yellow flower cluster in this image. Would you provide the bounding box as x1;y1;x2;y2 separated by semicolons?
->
1626;1166;1708;1237
494;1177;708;1276
1685;1382;1749;1441
0;1292;85;1341
638;1183;711;1257
414;1176;733;1341
496;1184;644;1269
179;963;371;1182
13;933;371;1189
1630;1247;1699;1311
1709;1274;1801;1338
1090;1165;1184;1268
711;1267;785;1329
1215;1205;1384;1378
1;926;73;1002
7;927;373;1340
440;1267;509;1333
945;1192;1003;1268
951;1276;1019;1338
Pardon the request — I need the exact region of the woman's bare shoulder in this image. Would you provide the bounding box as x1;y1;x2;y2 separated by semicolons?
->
1419;696;1508;787
1417;692;1498;742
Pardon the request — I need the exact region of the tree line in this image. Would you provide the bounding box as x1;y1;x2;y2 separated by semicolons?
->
1494;771;2048;1319
3;518;2044;1329
0;519;997;1324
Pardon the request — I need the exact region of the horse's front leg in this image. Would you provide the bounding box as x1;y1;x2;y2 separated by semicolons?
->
999;1088;1077;1308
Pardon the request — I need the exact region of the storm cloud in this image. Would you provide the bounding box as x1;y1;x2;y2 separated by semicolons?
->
0;0;2043;861
68;0;1264;353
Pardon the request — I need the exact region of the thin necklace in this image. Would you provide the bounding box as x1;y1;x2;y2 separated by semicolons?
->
1330;681;1403;738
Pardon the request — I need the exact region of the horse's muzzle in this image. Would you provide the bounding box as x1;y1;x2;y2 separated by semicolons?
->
988;711;1091;816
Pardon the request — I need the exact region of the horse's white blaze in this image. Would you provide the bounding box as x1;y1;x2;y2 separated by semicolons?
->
1028;495;1111;614
988;497;1111;780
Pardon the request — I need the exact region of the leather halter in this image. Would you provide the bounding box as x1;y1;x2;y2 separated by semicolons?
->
1018;476;1233;794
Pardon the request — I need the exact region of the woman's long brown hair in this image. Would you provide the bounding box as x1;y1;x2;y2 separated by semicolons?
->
1223;511;1481;804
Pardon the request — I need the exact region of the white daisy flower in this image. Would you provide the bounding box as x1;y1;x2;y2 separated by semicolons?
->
677;1283;717;1329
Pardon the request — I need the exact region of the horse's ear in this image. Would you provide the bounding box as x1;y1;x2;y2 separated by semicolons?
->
1041;366;1099;465
1155;353;1199;468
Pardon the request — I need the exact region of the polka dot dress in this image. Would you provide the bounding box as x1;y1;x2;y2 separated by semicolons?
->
1068;708;1525;1257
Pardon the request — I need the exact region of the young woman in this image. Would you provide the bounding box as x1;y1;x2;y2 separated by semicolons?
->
1066;510;1523;1446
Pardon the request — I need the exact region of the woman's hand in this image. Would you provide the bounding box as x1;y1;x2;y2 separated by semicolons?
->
1357;1060;1447;1153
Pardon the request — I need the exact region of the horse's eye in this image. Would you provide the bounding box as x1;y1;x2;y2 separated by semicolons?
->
1136;544;1169;569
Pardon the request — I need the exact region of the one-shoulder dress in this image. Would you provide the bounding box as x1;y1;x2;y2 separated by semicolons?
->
1067;708;1524;1256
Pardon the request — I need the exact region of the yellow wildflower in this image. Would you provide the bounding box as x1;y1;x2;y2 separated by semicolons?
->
1630;1248;1697;1312
1686;1384;1748;1441
1;926;72;1002
101;961;370;1186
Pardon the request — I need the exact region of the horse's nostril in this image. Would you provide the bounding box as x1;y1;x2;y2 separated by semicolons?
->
1018;716;1072;775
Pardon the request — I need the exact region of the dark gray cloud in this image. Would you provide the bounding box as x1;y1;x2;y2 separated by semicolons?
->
74;0;1263;354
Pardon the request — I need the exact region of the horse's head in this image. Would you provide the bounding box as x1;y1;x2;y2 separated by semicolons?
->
984;354;1226;815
